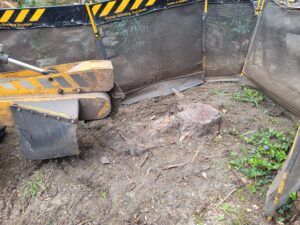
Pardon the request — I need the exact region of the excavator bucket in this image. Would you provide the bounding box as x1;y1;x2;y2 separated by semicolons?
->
11;99;79;159
0;60;117;160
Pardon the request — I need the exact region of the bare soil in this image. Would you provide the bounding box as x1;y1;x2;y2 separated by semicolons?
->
0;82;297;225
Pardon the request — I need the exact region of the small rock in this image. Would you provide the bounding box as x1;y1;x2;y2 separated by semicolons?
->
0;199;5;210
101;157;110;165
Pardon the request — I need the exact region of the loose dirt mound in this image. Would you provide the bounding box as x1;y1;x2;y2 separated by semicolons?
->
0;82;296;225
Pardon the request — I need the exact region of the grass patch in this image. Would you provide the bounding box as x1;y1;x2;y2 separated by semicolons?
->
21;170;45;202
99;191;108;199
231;129;292;190
233;87;264;107
276;192;298;224
193;213;204;225
230;128;298;223
220;203;252;225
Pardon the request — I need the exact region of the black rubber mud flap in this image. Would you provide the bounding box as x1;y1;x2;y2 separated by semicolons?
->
0;126;5;143
11;99;80;160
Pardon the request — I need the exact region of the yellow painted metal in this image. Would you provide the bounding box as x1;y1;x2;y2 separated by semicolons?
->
0;93;111;126
131;0;143;10
0;10;14;23
204;0;208;14
146;0;157;7
30;8;46;22
116;0;130;13
86;3;100;39
273;126;300;205
0;60;114;126
100;1;116;17
92;4;102;16
256;0;262;14
97;99;111;118
15;9;30;23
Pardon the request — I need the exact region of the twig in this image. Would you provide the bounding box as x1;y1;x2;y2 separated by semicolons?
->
125;174;133;183
215;188;238;209
241;130;257;137
146;167;154;176
139;145;166;154
118;130;128;141
163;162;187;170
139;153;150;170
192;149;200;162
221;116;233;128
153;171;162;182
77;219;92;225
201;151;230;161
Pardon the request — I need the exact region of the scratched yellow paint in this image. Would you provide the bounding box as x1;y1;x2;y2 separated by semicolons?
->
115;0;130;13
15;9;30;23
30;8;46;22
131;0;143;10
0;10;14;23
146;0;157;7
92;4;102;15
100;1;116;17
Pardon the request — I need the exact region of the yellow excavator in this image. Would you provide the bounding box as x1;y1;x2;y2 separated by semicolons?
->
0;44;123;160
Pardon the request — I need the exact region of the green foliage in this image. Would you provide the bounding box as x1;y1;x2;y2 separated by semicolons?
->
276;192;298;223
217;215;225;221
231;129;292;189
193;213;203;225
99;191;108;199
21;170;45;201
221;203;234;214
233;87;264;107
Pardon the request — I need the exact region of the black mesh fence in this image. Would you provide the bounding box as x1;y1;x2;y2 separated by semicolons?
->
206;3;254;76
243;0;300;116
97;2;203;92
0;26;100;71
0;1;256;92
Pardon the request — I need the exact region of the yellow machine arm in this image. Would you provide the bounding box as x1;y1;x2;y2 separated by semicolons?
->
0;54;124;160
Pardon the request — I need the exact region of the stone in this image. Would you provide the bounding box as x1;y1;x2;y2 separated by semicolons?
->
0;199;6;210
152;102;220;138
101;157;110;165
176;103;221;137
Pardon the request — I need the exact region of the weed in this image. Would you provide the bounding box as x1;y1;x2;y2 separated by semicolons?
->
230;127;239;136
234;208;252;225
220;203;251;225
233;87;264;107
276;192;298;223
21;170;45;202
221;203;234;214
231;129;292;190
246;184;256;195
268;117;278;125
193;213;204;225
217;214;225;221
99;191;108;199
230;128;297;222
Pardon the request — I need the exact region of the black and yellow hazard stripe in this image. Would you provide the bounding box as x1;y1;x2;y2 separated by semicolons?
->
91;0;158;17
0;0;202;29
0;0;249;29
0;8;45;24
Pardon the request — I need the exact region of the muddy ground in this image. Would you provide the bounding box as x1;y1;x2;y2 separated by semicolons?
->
0;82;298;225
